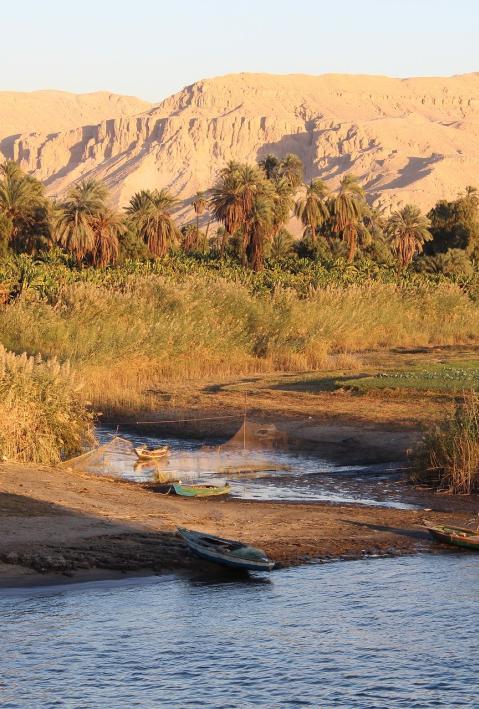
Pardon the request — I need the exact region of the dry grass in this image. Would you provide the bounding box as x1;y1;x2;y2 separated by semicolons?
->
0;274;478;416
412;391;479;494
0;345;95;464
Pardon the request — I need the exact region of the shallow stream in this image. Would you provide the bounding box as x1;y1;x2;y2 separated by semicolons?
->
95;426;421;509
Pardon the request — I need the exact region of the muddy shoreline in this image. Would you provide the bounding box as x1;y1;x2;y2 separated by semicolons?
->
0;457;476;589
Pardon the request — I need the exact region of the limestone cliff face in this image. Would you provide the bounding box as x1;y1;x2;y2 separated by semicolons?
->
0;90;151;140
2;73;479;217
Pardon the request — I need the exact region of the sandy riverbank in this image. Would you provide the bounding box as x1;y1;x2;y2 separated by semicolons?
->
0;460;476;589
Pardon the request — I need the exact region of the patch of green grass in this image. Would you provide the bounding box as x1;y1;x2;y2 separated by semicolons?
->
343;360;479;393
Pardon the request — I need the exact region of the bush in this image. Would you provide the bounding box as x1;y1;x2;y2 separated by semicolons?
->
1;255;479;417
0;345;94;464
416;249;474;278
412;391;479;494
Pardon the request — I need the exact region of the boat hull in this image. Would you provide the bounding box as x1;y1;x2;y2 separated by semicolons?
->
173;483;230;498
177;527;274;572
134;446;169;461
426;525;479;551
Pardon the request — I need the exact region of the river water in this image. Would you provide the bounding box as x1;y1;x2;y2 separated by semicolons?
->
1;554;478;708
95;427;421;509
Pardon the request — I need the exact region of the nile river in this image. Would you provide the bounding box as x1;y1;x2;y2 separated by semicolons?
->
1;554;478;708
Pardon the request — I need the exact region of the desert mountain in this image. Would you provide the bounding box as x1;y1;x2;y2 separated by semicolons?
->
0;90;151;142
2;73;479;220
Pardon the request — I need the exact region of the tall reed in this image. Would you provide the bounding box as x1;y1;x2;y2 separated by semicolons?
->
1;265;479;416
0;345;94;464
412;391;479;494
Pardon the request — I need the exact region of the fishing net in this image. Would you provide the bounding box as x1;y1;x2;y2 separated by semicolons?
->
194;419;291;477
59;420;292;484
219;419;288;452
59;436;172;482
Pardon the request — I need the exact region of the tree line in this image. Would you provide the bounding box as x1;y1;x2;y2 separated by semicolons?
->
0;155;478;273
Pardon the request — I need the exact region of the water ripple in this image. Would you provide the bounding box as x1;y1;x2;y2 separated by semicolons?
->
1;556;478;707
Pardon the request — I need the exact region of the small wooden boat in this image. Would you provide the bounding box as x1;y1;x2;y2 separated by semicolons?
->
134;445;169;461
177;527;274;571
425;524;479;551
172;482;231;498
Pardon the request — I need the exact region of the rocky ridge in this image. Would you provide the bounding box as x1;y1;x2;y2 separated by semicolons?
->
2;73;479;218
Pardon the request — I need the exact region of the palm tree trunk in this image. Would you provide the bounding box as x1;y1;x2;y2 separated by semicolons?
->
347;236;356;262
247;233;264;272
241;226;248;267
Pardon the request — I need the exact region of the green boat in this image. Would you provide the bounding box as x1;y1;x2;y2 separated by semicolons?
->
426;524;479;551
172;482;231;498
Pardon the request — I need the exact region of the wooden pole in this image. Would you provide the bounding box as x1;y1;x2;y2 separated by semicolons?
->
243;391;247;450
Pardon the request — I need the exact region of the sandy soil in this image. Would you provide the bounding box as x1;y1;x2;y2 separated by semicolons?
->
0;461;475;589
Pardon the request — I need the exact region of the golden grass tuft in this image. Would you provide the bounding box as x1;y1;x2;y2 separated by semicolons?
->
0;345;95;464
412;391;479;494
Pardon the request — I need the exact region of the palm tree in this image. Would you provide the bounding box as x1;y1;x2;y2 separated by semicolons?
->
269;227;294;259
271;176;295;238
236;165;274;267
181;223;200;253
210;162;262;264
211;161;276;269
92;209;125;267
0;161;46;250
211;226;229;257
386;204;432;269
330;174;367;262
126;189;179;257
294;179;329;245
278;154;304;191
237;164;264;213
192;191;207;233
210;165;243;239
246;194;273;271
57;179;108;262
258;154;280;180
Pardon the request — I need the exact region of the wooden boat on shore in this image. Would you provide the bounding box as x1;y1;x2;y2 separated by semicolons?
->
173;482;231;498
177;527;275;571
134;445;169;461
425;524;479;551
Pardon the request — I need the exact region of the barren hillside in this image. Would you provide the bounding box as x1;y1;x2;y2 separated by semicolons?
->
0;90;151;141
2;73;479;218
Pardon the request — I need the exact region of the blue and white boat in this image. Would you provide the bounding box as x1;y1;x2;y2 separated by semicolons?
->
177;527;275;572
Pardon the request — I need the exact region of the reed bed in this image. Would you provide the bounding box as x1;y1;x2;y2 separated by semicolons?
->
0;345;94;464
412;392;479;494
1;268;479;421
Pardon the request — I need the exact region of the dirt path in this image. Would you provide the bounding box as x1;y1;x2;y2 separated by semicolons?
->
0;461;474;588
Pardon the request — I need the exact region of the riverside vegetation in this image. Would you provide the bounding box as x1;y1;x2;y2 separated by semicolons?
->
1;155;479;491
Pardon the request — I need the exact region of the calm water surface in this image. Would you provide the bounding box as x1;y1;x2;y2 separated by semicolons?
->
96;427;418;509
1;555;478;708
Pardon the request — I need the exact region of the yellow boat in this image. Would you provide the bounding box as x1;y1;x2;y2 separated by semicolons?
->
134;445;169;461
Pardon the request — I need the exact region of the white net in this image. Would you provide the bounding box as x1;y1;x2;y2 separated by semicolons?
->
218;419;289;452
59;420;291;483
59;436;174;482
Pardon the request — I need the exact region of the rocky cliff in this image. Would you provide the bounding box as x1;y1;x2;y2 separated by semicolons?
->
2;73;479;217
